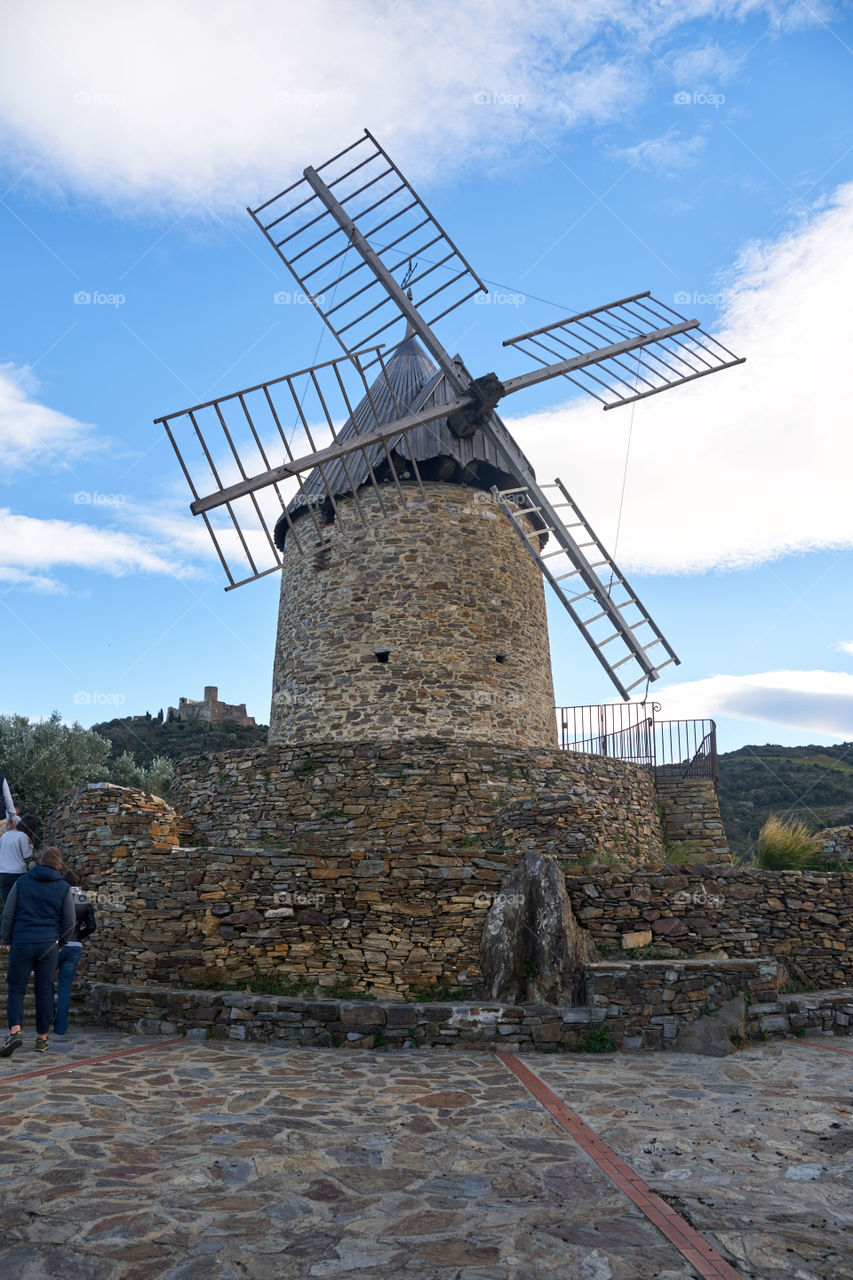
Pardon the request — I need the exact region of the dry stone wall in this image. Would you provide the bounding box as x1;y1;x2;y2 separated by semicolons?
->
820;825;853;864
270;485;557;747
566;865;853;989
655;776;729;860
41;766;853;997
42;748;663;996
83;960;853;1050
170;740;664;858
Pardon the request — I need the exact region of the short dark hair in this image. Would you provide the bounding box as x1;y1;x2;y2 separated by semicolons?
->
40;847;62;869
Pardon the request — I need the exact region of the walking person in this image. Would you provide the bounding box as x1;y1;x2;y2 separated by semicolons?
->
0;847;74;1057
0;818;35;907
54;869;96;1036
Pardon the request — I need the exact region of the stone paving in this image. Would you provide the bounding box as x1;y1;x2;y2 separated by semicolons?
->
0;1031;850;1279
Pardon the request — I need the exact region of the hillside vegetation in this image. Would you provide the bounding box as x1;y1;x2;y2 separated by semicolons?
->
717;742;853;859
92;713;267;767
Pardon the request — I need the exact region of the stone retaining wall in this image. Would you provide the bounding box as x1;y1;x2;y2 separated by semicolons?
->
82;963;853;1052
566;866;853;988
655;776;729;860
170;740;665;859
820;825;853;864
41;779;853;996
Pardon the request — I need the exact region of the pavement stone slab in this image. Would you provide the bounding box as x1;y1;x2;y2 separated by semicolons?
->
0;1030;849;1278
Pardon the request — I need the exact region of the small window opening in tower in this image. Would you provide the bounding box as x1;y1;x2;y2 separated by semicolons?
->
374;649;391;664
495;653;507;664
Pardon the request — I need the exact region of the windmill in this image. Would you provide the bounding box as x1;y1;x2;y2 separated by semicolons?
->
157;130;743;746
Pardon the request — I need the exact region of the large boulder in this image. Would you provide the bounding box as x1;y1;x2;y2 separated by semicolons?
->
479;849;597;1004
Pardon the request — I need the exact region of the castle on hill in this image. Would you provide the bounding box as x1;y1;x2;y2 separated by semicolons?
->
168;686;256;728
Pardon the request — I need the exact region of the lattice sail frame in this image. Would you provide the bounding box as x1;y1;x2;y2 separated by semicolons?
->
156;349;453;589
157;129;746;698
248;130;487;368
502;290;744;409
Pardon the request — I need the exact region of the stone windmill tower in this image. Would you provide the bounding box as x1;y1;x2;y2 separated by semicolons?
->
158;131;743;748
269;324;557;747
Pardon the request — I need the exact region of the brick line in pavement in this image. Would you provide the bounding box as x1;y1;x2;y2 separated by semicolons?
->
787;1038;853;1056
0;1037;186;1084
498;1051;744;1280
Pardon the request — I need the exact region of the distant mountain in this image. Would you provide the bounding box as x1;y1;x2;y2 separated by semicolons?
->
92;713;268;766
717;742;853;858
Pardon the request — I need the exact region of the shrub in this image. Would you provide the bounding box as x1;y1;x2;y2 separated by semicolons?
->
756;815;822;870
574;1024;617;1053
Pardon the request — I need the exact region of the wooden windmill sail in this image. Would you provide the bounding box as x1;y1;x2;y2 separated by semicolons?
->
157;129;744;702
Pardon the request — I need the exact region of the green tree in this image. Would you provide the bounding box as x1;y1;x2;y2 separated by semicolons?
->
0;712;111;823
107;750;173;799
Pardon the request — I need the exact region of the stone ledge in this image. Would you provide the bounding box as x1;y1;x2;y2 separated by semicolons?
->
79;975;853;1053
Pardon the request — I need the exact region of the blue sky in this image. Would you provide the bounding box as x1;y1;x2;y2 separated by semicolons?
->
1;0;852;754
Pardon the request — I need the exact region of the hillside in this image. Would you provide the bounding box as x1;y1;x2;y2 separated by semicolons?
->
92;713;268;766
717;742;853;858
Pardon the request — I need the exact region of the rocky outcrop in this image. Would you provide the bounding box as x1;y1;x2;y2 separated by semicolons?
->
479;850;597;1004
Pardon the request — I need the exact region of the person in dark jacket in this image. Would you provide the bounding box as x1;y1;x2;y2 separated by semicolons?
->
0;847;74;1056
53;868;96;1036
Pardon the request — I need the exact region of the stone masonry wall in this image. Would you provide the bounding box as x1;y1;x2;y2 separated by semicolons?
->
169;740;664;858
82;961;853;1051
566;865;853;989
654;775;729;860
820;825;853;864
44;782;180;858
42;748;663;996
270;485;557;747
41;767;853;996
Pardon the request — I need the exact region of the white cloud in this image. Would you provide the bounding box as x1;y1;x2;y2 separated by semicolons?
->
508;181;853;574
670;43;742;86
614;130;706;172
0;0;830;212
0;365;97;474
650;669;853;738
833;641;853;656
0;508;193;583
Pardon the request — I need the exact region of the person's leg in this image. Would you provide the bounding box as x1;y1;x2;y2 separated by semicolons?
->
32;943;59;1042
5;942;34;1032
0;872;11;905
54;945;81;1035
1;943;35;1052
0;872;21;907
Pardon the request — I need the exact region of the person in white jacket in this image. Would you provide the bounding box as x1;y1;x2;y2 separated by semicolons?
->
0;819;33;906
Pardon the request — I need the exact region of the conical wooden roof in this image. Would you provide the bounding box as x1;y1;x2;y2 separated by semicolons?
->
275;329;524;545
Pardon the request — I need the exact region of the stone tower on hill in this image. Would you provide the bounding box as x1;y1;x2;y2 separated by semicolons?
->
269;329;557;747
170;686;256;727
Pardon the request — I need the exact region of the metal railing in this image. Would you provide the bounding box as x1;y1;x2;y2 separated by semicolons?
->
558;702;717;783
